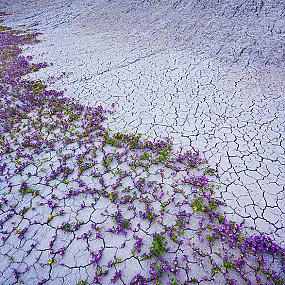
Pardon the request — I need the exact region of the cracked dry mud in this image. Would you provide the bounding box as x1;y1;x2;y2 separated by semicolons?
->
0;1;284;285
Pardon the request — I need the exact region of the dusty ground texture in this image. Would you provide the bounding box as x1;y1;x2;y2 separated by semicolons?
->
0;0;285;284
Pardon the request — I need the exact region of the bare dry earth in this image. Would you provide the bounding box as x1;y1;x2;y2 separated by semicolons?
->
1;0;285;243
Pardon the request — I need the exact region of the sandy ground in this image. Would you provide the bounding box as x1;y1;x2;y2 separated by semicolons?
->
1;0;284;247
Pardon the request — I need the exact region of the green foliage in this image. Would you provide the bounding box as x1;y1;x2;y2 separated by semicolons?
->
156;147;170;156
140;152;151;160
29;64;42;72
223;259;234;272
0;25;12;31
62;178;69;184
95;266;104;276
191;196;204;212
217;214;224;223
160;201;168;211
205;199;218;211
170;233;178;242
19;185;38;196
26;80;46;93
150;234;167;257
112;257;121;265
122;219;130;229
204;167;217;176
61;223;70;232
108;192;118;202
77;280;87;285
235;235;243;242
78;163;93;173
151;263;164;279
69;112;81;121
145;210;156;222
211;267;220;275
102;155;113;168
102;131;120;147
177;229;185;236
5;254;14;262
175;216;186;227
78;130;89;138
170;279;179;285
206;234;215;243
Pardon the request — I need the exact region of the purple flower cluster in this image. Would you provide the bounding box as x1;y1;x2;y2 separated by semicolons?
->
130;274;148;285
245;235;285;256
182;175;209;188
